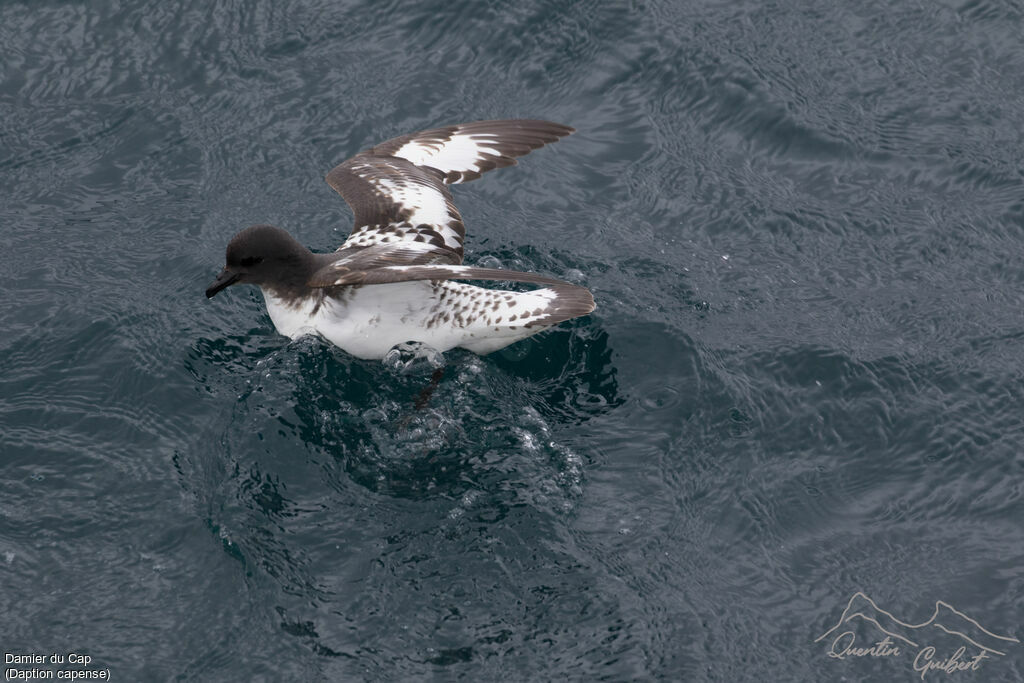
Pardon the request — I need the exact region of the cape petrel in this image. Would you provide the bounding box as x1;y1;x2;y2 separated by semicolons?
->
206;119;594;360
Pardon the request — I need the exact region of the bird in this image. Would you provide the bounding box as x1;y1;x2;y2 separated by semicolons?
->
205;119;595;360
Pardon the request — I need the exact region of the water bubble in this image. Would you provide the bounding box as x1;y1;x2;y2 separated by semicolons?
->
563;268;586;283
498;338;532;362
476;255;502;269
382;342;445;375
514;428;539;452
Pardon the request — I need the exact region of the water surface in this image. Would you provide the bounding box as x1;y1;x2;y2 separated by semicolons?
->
2;0;1023;680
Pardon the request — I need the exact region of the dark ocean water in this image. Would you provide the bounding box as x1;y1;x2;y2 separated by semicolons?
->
2;0;1024;680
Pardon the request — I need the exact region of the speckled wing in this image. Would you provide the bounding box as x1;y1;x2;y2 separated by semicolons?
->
326;157;464;263
371;119;575;185
325;120;575;265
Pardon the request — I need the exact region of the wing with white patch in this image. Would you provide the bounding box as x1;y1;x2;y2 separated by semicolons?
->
324;119;574;264
370;119;575;185
326;157;465;263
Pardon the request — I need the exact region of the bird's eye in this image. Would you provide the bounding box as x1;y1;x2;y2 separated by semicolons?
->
240;256;263;267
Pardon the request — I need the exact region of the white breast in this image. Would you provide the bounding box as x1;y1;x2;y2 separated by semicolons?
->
261;289;320;339
261;282;557;360
314;282;458;359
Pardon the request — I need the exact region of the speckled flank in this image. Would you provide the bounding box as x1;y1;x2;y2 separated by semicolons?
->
262;280;592;360
423;281;555;330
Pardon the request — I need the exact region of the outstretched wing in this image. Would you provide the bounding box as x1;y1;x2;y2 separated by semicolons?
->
307;257;596;325
309;257;586;290
325;119;574;264
368;119;575;185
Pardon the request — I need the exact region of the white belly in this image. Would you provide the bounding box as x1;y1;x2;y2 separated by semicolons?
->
261;282;555;360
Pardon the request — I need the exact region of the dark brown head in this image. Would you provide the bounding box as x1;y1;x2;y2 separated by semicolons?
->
205;224;317;298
